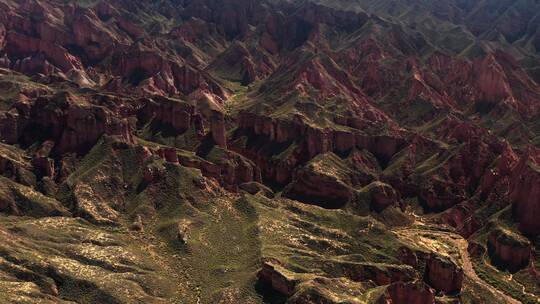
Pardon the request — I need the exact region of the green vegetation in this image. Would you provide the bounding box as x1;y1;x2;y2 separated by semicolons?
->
0;177;69;217
472;254;538;304
0;0;538;303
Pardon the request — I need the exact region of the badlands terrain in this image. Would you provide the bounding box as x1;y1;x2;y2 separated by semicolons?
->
0;0;539;303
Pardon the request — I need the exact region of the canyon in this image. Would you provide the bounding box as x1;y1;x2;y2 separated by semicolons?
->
0;0;539;303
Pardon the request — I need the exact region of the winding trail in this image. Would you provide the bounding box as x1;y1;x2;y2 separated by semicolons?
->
395;227;521;304
450;235;521;304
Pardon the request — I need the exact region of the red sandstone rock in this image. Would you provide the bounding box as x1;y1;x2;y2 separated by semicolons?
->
419;179;466;212
114;51;166;84
72;12;120;62
440;203;480;238
1;93;133;155
116;18;144;40
341;262;416;285
258;261;297;296
31;157;55;178
172;64;224;97
0;110;20;144
138;96;204;136
112;52;227;99
158;147;179;164
368;182;399;212
487;228;531;273
0;23;6;51
207;42;273;85
479;142;518;200
260;31;279;55
398;247;422;268
56;105;133;154
423;254;463;294
6;32;84;73
178;154;221;181
94;1;119;20
377;281;435;304
472;54;515;111
0;0;537;301
283;154;355;208
232;112;404;187
509;150;540;236
210;110;227;148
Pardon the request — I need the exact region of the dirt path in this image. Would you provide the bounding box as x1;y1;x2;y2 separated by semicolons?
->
450;235;521;304
395;227;521;304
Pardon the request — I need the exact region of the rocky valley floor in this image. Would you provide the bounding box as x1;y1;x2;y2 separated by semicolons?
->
0;0;539;303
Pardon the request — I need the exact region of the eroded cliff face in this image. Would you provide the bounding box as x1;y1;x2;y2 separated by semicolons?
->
488;227;532;273
0;0;539;303
377;281;435;304
2;90;134;154
509;150;540;237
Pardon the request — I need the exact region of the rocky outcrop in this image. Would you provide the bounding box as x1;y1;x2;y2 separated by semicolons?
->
0;143;35;186
258;261;298;297
398;246;428;268
342;263;416;286
207;42;275;85
173;146;261;188
418;178;466;212
116;18;145;39
138;95;204;136
112;50;226;98
173;64;225;98
282;153;359;208
218;149;261;187
0;109;20;144
488;227;532;273
0;0;538;303
177;153;221;182
377;281;435;304
31;156;55;178
72;12;122;62
210;110;227;148
5;32;84;73
509;151;540;237
423;255;463;294
367;182;399;212
232;112;405;186
113;51;166;85
478;142;518;200
168;17;221;45
440;203;480;238
61;113;131;154
0;92;134;155
410;133;503;213
472;54;515;112
176;219;193;244
157;147;179;164
239;182;274;198
283;170;353;208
